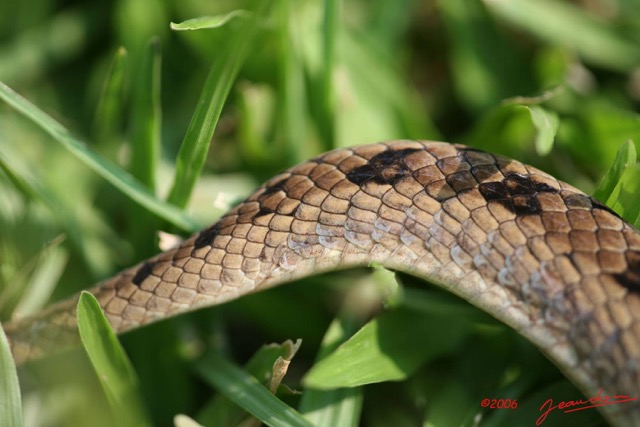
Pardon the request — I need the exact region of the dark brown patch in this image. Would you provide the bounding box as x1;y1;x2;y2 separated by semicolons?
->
346;164;377;185
478;173;558;216
533;181;558;193
458;147;498;167
261;177;288;196
254;207;275;218
479;181;509;201
194;223;221;249
613;251;640;294
346;148;421;186
446;171;476;192
512;195;541;215
504;173;534;195
471;165;499;182
132;261;155;286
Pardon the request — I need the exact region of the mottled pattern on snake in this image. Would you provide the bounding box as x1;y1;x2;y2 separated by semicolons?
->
4;140;640;426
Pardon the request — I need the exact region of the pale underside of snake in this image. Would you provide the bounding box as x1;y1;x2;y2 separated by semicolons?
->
4;140;640;426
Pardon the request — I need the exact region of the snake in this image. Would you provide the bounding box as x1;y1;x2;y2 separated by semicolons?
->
3;140;640;426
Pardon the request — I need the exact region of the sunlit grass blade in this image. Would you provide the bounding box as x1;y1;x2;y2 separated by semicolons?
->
93;47;128;148
485;0;640;71
76;291;151;427
0;321;23;427
303;306;467;389
526;105;558;156
593;140;636;203
590;141;640;226
301;387;361;427
198;340;300;426
609;166;640;227
170;10;250;31
0;81;199;232
129;37;161;190
299;318;363;427
297;266;396;425
167;3;272;209
195;351;313;427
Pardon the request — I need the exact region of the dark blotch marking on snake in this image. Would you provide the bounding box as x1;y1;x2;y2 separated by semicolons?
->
194;223;222;249
446;171;476;192
261;177;289;196
504;173;535;195
346;148;421;185
534;181;558;193
254;177;296;220
254;207;276;219
132;261;156;286
613;251;640;294
479;173;559;216
478;181;509;201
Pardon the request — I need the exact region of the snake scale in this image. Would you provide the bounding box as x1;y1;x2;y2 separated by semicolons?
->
4;140;640;425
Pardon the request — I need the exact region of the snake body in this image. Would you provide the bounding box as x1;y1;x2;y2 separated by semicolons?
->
4;141;640;425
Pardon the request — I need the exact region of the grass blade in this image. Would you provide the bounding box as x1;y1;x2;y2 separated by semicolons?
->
590;140;640;226
195;351;313;427
526;105;558;156
593;140;636;203
303;306;467;389
198;340;300;426
76;291;151;427
0;321;23;427
299;318;363;427
610;166;640;227
0;81;199;232
167;3;271;208
170;11;250;31
93;47;128;148
130;37;162;190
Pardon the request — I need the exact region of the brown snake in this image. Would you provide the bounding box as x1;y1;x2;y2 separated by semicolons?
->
3;140;640;425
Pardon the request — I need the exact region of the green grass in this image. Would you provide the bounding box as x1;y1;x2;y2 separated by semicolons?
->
1;0;640;426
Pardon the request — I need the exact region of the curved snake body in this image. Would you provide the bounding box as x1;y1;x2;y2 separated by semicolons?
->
4;141;640;426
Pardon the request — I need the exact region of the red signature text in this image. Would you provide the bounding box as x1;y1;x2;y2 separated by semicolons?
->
536;389;637;425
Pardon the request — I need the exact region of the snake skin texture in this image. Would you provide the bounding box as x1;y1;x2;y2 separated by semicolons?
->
4;141;640;426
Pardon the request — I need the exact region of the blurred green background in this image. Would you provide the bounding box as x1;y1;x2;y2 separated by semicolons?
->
1;0;639;426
